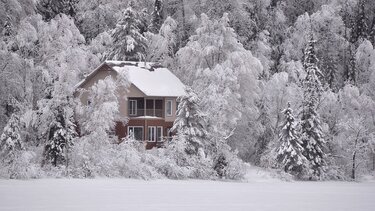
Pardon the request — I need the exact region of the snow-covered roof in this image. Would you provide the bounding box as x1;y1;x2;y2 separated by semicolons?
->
76;61;185;97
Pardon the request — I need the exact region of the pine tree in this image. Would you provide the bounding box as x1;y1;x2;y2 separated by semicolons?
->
107;3;147;61
277;103;306;176
350;0;368;44
171;87;207;155
149;0;164;33
37;0;79;21
44;99;77;167
300;36;326;180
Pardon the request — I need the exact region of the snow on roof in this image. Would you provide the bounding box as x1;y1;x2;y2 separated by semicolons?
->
75;61;186;97
110;61;185;97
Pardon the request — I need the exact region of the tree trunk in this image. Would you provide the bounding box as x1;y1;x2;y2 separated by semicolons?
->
352;150;356;180
373;152;375;171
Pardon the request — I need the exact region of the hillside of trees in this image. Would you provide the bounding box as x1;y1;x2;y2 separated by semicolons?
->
0;0;374;180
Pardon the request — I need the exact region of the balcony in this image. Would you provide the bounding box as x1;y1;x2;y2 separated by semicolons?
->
129;109;163;118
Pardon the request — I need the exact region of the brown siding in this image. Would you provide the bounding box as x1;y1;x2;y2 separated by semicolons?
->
116;118;173;149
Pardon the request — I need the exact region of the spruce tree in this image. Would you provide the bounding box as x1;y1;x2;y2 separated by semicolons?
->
0;113;23;157
149;0;164;33
107;2;147;61
300;36;326;180
171;87;207;156
44;102;76;167
277;103;306;177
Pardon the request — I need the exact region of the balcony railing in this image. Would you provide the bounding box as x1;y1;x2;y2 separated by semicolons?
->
129;109;163;118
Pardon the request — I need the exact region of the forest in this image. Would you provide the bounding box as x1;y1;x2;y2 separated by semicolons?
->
0;0;375;181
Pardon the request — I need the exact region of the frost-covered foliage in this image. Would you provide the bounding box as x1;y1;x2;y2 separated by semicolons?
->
277;103;306;177
106;3;147;61
0;113;41;179
282;5;348;88
300;37;327;180
355;40;375;85
36;0;78;21
172;87;207;156
334;85;375;179
146;16;177;67
176;13;257;179
2;0;375;181
0;113;23;157
169;86;245;180
177;13;261;141
79;76;119;137
43;103;76;167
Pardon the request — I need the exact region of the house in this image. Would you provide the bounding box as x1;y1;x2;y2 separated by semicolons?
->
74;61;185;149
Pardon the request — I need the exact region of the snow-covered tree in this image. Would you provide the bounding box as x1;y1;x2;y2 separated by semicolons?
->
252;99;274;165
0;113;23;157
177;13;261;139
350;0;368;44
106;3;147;61
300;36;327;180
72;76;122;177
37;0;78;21
355;39;375;86
149;0;164;33
80;76;119;139
277;103;306;177
44;100;77;167
282;5;348;89
177;13;259;179
336;85;375;180
172;87;207;156
146;16;177;67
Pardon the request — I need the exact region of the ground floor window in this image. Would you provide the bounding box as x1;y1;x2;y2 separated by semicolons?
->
157;126;163;141
148;126;163;142
148;126;156;142
128;126;143;141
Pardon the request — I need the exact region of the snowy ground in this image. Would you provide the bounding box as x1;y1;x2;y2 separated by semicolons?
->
0;170;374;211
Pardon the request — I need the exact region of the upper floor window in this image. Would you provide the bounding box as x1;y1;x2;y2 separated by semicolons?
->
129;100;137;116
166;100;173;116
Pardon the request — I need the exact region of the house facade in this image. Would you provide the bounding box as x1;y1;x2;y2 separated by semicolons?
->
74;61;185;149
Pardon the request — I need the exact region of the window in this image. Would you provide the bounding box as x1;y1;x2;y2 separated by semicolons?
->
129;100;137;116
155;100;163;117
148;126;156;142
146;99;154;116
128;126;143;141
166;100;173;116
157;126;163;142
